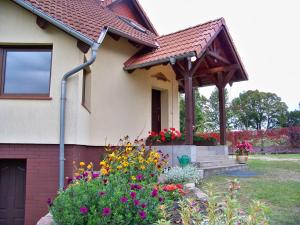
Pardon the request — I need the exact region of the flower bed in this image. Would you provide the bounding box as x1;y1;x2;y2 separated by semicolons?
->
47;137;270;225
146;128;218;146
49;138;183;225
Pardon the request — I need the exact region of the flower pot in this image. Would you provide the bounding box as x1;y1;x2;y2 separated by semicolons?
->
236;155;248;164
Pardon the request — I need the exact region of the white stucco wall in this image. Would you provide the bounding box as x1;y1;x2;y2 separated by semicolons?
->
83;36;179;145
0;0;83;144
0;0;179;146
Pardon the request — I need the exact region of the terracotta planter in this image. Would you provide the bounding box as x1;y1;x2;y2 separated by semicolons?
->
236;155;248;164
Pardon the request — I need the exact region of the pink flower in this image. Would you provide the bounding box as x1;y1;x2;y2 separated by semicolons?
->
102;207;111;216
47;198;53;207
130;192;137;199
134;199;140;206
141;203;147;208
136;174;143;181
151;188;158;197
80;207;89;215
139;211;147;220
98;191;106;197
120;196;128;203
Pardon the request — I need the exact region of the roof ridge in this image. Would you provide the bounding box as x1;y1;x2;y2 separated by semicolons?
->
158;17;225;39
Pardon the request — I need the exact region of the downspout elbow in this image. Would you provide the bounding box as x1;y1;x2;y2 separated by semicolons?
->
59;27;108;190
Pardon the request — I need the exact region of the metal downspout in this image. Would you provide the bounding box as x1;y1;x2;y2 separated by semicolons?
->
59;28;108;190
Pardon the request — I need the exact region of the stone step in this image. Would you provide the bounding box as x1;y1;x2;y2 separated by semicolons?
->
200;164;248;178
196;159;237;168
197;155;229;161
196;150;221;157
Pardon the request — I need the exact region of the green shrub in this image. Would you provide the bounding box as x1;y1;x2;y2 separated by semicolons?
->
164;165;202;184
50;173;173;225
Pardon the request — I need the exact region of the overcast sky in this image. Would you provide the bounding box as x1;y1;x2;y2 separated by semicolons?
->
139;0;300;110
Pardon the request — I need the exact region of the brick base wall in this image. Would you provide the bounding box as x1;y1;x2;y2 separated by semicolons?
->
0;144;105;225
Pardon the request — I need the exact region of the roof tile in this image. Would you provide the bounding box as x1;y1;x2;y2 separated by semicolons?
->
124;18;225;69
19;0;157;46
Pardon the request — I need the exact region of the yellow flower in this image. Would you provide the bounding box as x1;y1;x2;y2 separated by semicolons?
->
87;163;93;170
131;176;136;181
99;160;107;166
122;161;129;167
140;165;146;170
101;168;109;175
79;162;85;167
108;152;116;159
117;165;123;170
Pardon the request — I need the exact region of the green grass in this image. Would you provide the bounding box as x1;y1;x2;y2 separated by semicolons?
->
202;159;300;225
250;154;300;159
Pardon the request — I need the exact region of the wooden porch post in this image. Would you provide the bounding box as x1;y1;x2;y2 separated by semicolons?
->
184;58;193;145
192;87;196;128
218;85;226;145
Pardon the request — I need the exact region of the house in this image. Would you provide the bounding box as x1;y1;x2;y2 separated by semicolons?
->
0;0;248;224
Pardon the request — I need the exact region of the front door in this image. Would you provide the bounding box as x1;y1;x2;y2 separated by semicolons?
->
0;160;26;225
152;89;161;133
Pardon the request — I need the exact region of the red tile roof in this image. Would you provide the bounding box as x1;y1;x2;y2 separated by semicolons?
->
16;0;158;47
124;18;225;70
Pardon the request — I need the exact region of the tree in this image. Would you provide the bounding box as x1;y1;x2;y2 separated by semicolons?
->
203;87;231;132
231;90;288;130
287;110;300;126
179;89;207;132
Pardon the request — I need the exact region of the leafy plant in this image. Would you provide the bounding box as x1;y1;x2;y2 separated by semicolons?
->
164;165;202;184
235;141;253;155
49;138;179;225
147;128;183;144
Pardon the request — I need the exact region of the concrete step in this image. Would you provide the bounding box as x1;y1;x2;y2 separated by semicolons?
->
200;164;248;178
197;155;229;161
196;159;237;168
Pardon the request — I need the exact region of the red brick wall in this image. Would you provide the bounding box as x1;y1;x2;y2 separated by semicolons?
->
0;144;105;225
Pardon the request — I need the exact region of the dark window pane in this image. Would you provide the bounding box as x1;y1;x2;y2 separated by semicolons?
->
4;50;52;94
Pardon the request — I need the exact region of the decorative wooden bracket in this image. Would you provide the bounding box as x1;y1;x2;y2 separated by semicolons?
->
77;40;90;54
36;16;49;29
207;50;231;65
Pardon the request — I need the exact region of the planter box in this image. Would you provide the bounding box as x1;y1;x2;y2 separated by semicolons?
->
146;140;218;146
194;140;217;146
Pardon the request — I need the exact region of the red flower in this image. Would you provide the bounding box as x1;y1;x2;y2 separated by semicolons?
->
176;184;183;189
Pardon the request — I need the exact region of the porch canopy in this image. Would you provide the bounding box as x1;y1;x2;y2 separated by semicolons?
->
124;18;248;145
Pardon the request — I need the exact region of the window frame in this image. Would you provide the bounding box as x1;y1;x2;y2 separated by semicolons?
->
81;67;91;113
0;46;53;100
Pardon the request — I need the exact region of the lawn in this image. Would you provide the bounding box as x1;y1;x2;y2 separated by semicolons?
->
250;153;300;159
201;155;300;225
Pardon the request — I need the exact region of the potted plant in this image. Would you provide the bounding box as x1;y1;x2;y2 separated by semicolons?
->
193;133;219;146
235;141;253;164
146;128;183;145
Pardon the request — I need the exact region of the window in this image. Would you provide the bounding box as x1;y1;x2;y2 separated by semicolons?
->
119;16;147;33
0;46;52;98
82;68;91;112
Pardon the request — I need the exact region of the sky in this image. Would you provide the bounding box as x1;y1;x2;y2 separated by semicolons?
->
139;0;300;111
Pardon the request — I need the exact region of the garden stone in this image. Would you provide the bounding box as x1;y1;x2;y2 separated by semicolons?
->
184;183;208;201
36;213;56;225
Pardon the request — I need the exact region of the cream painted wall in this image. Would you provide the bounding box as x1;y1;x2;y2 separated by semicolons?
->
85;37;179;146
0;0;84;144
0;0;179;146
